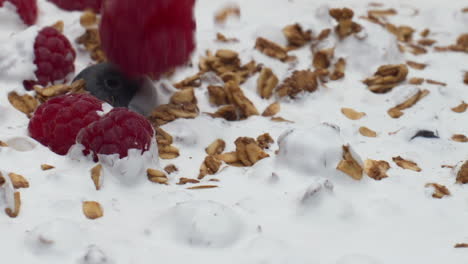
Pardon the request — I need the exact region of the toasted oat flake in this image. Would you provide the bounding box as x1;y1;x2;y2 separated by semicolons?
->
341;108;366;120
337;145;363;180
148;103;199;127
164;165;178;174
313;48;334;70
455;243;468;248
257;67;279;99
451;101;468;113
235;137;270;166
329;8;362;39
205;139;226;156
317;28;332;40
420;28;430;37
216;151;240;164
214;5;240;24
5;192;21;218
225;80;259;118
173;74;201;89
51;20;64;32
406;61;427;70
199;155;222;179
209;105;238;121
177;178;200;185
82;201;103;220
386;24;414;42
40;164;55;170
392;156;421;172
426;79;447;86
147;169;168;184
0;172;5;187
330;58;346;80
216;32;239;43
271;117;294;123
8;173;29;189
452;134;468;142
417;39;436;46
76;28;106;63
277;70;318;98
187;185;218;190
257;133;274;149
368;9;397;17
363;64;408;93
90;164;102;190
0;140;8;147
80;10;97;28
425;183;450;199
388;89;430;118
282;24;312;48
35;80;87;102
255;37;289;61
464;72;468;84
457;161;468;184
364;159;390;180
359;126;377;137
8;92;39;118
409;77;424;85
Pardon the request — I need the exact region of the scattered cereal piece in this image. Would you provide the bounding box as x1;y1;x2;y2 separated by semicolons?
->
0;141;8;147
158;145;180;160
457;161;468;184
277;70;318;98
271;116;294;123
225;80;259;118
359;126;377;137
187;185;218;190
174;74;201;89
455;243;468;248
420;28;430;37
452;101;468;113
216;151;240;165
0;172;5;187
417;39;436;46
90;164;102;190
364;159;390;180
282;23;312;48
235;137;270;166
388;89;430;118
5;192;21;218
8;92;39;118
329;8;362;39
8;173;29;189
35;80;86;103
409;77;424;85
214;5;240;24
386;24;415;42
51;20;64;32
363;64;408;93
257;133;274;149
147;169;168;184
406;61;427;70
41;164;55;170
392;156;421;172
177;178;200;185
341;108;366;120
426;79;447;86
257;67;279;99
216;32;239;43
80;10;97;28
148;102;199;126
82;201;103;220
205;139;226;156
337;145;363;180
209;105;238;121
330;58;346;80
262;102;280;117
425;183;450;199
452;134;468;143
464;72;468;84
255;37;290;61
317;28;332;40
76;28;106;63
199;155;222;179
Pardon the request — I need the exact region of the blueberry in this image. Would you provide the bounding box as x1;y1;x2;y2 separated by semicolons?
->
73;63;139;108
411;130;439;140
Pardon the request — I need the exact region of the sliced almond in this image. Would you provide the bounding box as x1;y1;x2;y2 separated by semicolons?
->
359;126;377;137
336;145;363;180
82;201;103;220
364;159;390;180
257;67;279;99
147;169;168;184
8;173;29;189
457;161;468;184
262;102;280;117
187;185;218;190
341;108;366;120
90;164;102;190
8;92;39;117
406;60;427;70
388;89;430;118
205;139;226;155
452;134;468;143
41;164;55;171
425;183;450;199
392;156;421;172
5;192;21;218
451;101;468;113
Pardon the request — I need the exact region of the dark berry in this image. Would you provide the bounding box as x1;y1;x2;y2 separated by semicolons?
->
28;94;104;155
77;108;154;162
0;0;38;25
73;63;139;108
99;0;196;78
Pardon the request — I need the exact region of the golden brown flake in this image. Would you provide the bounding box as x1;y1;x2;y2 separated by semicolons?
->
271;116;294;123
341;108;366;120
8;92;39;118
255;37;289;61
76;28;106;63
336;145;363;180
364;159;390;180
313;48;334;70
392;156;421;172
451;101;468;113
417;39;436;46
426;79;447;86
199;155;222;179
386;24;414;42
235;137;270;166
406;43;428;55
457;161;468;184
464;72;468;84
205;139;226;156
170;87;197;105
329;8;362;39
277;70;318;98
363;64;408;93
257;67;279;99
0;172;5;187
173;74;201;89
35;80;87;102
214;5;240;24
80;10;97;28
368;9;397;18
216;32;239;43
155;127;173;146
148;103;199;126
5;192;21;218
425;183;450;199
82;201;103;219
8;173;29;189
158;145;180;160
216;151;240;164
330;58;346;80
420;28;430;37
452;134;468;143
406;61;427;70
455;243;468;248
225;80;259;118
51;20;64;32
187;185;218;190
262;102;280;117
0;141;8;147
41;164;55;170
282;24;312;48
388;89;429;118
317;28;332;40
257;133;274;149
208;85;228;106
359;126;377;137
209;105;238;121
409;77;424;85
90;164;102;190
177;178;200;185
164;164;178;174
147;169;168;184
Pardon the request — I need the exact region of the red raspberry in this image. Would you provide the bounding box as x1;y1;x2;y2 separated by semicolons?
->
77;108;154;162
47;0;102;12
24;26;76;90
99;0;196;78
0;0;38;25
28;94;103;155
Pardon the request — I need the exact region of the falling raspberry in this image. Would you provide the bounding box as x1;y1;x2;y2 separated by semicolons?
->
24;26;76;90
0;0;38;25
47;0;102;12
77;108;154;162
28;94;104;155
99;0;196;78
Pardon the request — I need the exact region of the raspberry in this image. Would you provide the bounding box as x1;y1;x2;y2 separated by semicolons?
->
24;26;76;90
0;0;38;25
47;0;102;12
99;0;196;78
28;94;103;155
77;108;154;162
